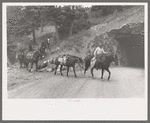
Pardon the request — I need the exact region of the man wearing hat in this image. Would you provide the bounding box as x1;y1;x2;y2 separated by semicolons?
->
93;44;107;56
92;44;108;70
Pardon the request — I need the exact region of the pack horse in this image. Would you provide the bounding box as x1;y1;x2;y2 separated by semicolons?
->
84;53;118;81
51;54;84;77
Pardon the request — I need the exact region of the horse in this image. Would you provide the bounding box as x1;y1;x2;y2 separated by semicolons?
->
16;51;28;69
40;42;47;54
51;54;84;77
84;53;118;81
37;60;50;70
25;50;45;72
28;44;33;51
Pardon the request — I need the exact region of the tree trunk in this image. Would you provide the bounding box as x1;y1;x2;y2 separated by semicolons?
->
41;17;43;33
69;6;74;37
32;28;36;43
7;56;12;68
54;21;59;46
69;21;74;37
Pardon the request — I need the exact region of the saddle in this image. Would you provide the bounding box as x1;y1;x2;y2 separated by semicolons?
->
26;51;36;59
58;54;69;65
90;54;106;70
96;54;106;63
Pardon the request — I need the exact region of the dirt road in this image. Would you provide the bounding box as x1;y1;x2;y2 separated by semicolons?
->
7;67;145;98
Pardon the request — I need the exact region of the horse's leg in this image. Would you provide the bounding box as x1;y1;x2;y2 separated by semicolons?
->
73;65;77;77
60;65;63;76
48;45;50;51
29;62;34;72
84;62;89;75
35;61;38;71
26;62;29;70
105;68;111;81
54;64;59;75
67;66;69;77
91;67;94;78
101;68;104;79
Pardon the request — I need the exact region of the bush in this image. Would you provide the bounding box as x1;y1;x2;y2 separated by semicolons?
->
91;6;124;17
72;19;91;34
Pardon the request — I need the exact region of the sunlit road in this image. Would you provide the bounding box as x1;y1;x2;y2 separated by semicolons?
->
8;67;145;98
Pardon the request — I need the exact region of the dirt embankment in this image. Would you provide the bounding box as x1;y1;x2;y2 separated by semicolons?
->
49;6;144;68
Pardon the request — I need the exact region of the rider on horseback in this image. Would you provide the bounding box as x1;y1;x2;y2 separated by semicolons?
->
92;44;107;70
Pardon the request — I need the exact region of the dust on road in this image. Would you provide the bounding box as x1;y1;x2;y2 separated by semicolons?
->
7;67;145;98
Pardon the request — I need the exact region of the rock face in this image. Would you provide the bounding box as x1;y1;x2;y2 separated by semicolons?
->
91;22;144;67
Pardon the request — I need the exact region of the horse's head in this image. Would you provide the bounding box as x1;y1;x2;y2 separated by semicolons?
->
50;58;55;64
112;53;118;66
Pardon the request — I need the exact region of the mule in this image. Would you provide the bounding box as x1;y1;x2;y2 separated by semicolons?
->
51;54;84;77
37;60;50;70
16;51;28;68
26;50;44;72
40;42;47;54
84;53;118;81
28;45;33;51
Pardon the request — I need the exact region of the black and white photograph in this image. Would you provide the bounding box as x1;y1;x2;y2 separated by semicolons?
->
3;2;148;120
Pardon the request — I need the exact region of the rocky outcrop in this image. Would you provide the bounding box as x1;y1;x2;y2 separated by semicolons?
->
90;22;144;67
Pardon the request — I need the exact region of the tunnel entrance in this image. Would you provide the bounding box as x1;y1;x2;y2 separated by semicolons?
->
116;34;144;67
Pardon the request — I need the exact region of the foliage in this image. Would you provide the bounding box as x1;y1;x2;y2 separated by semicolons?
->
91;6;123;16
72;19;91;34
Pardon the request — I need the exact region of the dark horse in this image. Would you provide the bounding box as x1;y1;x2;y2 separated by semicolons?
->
51;54;84;77
84;53;118;81
40;42;47;54
26;50;44;72
16;51;28;68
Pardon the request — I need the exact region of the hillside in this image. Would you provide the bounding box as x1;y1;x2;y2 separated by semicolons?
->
48;6;144;67
9;6;144;68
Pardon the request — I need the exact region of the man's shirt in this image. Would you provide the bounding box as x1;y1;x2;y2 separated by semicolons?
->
94;47;106;56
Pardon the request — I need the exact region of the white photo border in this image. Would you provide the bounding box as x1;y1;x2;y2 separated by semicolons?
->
3;2;148;120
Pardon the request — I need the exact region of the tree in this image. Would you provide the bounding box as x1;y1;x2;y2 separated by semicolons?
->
62;6;76;37
36;6;48;33
57;5;88;38
45;6;64;46
14;6;41;43
7;6;24;42
7;56;12;68
91;5;123;16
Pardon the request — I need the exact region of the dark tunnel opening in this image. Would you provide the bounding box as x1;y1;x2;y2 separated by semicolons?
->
116;34;144;68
